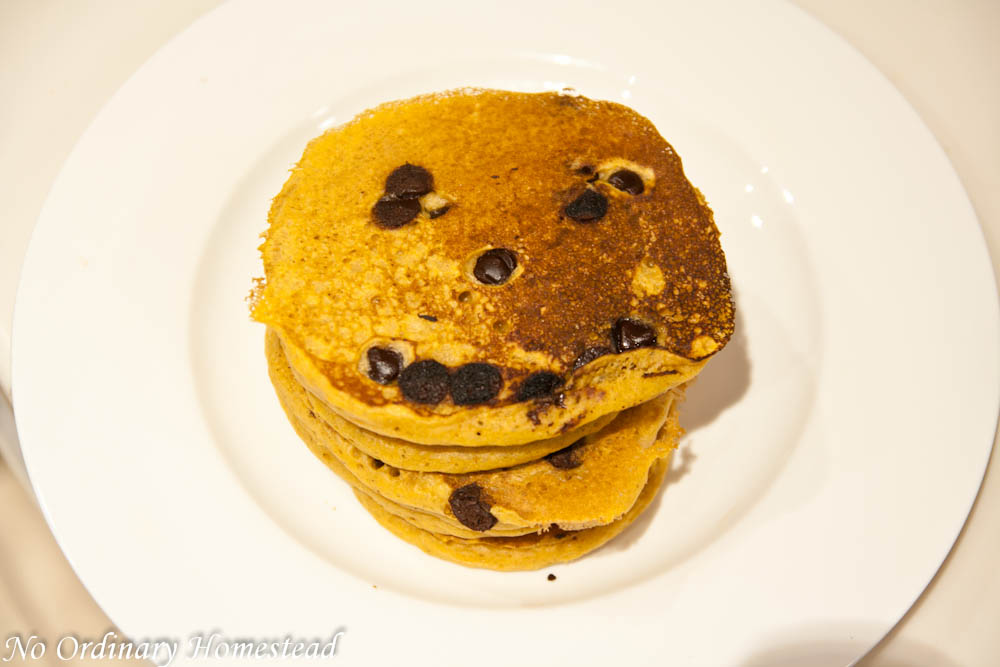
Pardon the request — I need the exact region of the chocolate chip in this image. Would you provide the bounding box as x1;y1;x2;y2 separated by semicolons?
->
473;248;517;285
517;371;564;401
612;318;657;352
384;164;433;199
545;438;584;469
608;169;644;195
564;188;608;222
429;205;451;219
373;195;421;229
371;458;385;469
449;483;497;531
398;360;450;404
547;574;557;581
575;165;594;175
450;363;502;405
418;314;438;322
366;347;403;384
572;345;612;370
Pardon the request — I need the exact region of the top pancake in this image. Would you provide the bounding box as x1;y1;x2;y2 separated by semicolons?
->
252;89;733;445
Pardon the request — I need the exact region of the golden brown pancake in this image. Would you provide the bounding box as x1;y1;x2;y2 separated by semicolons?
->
252;89;733;446
354;457;671;571
267;327;683;535
286;331;617;473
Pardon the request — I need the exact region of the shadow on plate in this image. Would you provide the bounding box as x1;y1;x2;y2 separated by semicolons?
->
599;303;750;552
683;303;751;434
740;626;961;667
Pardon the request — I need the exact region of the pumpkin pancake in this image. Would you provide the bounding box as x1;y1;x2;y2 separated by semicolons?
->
353;457;671;571
348;412;681;539
267;328;683;535
283;407;539;538
270;332;570;536
252;89;733;446
279;332;617;472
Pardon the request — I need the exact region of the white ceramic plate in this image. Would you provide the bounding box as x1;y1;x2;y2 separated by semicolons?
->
13;1;998;665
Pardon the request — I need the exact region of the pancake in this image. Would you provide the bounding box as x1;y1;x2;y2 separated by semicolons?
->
270;325;614;473
352;480;539;540
354;457;671;571
283;403;540;539
266;328;682;534
350;408;681;539
252;89;734;446
286;332;617;472
270;331;569;535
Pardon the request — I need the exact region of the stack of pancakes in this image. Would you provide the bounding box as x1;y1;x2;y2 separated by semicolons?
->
251;90;734;571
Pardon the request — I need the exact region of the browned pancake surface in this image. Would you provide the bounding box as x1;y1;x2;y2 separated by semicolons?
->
253;89;733;420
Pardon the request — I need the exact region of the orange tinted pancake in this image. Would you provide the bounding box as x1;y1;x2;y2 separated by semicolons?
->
253;89;733;444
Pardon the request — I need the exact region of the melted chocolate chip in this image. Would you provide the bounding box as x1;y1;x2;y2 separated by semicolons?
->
366;347;403;384
428;204;451;219
572;345;613;370
418;314;438;322
517;371;564;401
473;248;518;285
547;574;557;581
544;438;585;469
613;318;657;352
449;483;497;531
371;459;385;469
576;165;594;175
450;363;503;405
384;164;433;199
564;188;608;222
398;360;450;404
372;196;421;229
608;169;644;195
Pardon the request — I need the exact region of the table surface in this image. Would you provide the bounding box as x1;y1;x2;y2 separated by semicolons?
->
1;1;997;665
